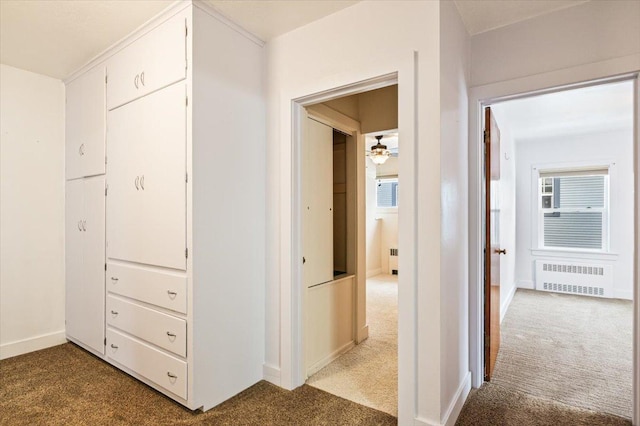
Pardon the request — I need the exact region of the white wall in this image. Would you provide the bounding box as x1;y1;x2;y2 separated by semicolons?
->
439;1;471;419
514;129;634;300
265;1;450;424
470;0;640;86
0;64;66;359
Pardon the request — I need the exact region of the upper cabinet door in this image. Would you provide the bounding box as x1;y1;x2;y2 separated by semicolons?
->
65;66;106;180
82;66;106;178
65;78;83;180
107;12;187;111
107;83;187;270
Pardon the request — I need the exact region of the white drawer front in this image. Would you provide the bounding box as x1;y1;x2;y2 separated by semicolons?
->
107;329;187;399
107;263;187;314
107;295;186;357
107;11;187;110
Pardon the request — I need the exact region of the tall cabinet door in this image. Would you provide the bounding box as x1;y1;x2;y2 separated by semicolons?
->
107;83;187;270
66;179;105;355
82;176;106;354
303;117;334;287
65;80;83;180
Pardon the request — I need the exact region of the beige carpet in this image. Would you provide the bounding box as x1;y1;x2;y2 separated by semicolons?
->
306;274;398;416
492;289;633;419
456;382;631;426
0;343;396;425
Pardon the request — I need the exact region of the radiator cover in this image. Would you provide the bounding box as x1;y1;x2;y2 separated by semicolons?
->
534;260;613;298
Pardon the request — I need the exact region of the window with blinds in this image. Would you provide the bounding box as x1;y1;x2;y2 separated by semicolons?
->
539;171;608;250
377;178;398;208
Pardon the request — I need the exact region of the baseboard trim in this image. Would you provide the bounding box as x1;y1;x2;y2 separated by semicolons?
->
367;268;383;278
500;284;517;323
613;290;633;300
442;372;472;426
0;330;66;360
357;325;369;343
517;280;534;290
306;340;355;377
412;372;471;426
263;363;281;386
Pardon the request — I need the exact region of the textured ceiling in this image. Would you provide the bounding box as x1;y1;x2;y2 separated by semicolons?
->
491;80;634;141
1;0;592;80
453;0;589;35
0;0;173;80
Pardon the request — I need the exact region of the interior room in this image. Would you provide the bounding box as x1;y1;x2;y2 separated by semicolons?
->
1;1;638;425
486;80;635;419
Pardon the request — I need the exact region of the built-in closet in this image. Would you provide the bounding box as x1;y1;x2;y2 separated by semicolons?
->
64;2;264;411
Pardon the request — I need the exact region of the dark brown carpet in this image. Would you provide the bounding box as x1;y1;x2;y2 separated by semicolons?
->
0;343;396;425
456;383;631;426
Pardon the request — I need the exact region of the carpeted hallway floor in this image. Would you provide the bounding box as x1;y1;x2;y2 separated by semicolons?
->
306;274;398;416
492;289;633;419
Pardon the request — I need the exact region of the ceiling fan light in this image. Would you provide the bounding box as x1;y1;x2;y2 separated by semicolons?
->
370;148;390;165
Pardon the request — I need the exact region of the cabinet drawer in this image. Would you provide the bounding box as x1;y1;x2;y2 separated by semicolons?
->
107;11;187;110
107;295;186;357
107;263;187;314
107;329;187;399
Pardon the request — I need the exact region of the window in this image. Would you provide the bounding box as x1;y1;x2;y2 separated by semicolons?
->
538;169;609;251
377;178;398;208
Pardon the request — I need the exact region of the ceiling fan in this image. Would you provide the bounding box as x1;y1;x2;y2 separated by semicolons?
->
366;135;398;165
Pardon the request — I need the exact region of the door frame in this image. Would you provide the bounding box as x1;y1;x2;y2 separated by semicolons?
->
469;61;640;425
287;72;399;383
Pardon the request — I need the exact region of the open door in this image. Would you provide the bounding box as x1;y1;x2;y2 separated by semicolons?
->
484;106;505;381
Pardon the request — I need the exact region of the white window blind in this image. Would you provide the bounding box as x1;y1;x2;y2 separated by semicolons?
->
377;178;398;208
540;173;608;250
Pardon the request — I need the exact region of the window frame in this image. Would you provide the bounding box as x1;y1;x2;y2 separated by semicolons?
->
532;162;613;253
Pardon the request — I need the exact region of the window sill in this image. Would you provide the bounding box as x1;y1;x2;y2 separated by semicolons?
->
530;248;618;261
376;208;398;215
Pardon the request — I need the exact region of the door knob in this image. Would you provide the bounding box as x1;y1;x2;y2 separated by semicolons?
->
494;248;507;255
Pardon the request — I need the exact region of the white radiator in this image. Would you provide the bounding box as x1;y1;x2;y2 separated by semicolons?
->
534;260;613;298
388;248;398;275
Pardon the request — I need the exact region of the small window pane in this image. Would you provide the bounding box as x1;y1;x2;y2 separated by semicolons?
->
543;211;603;250
556;176;605;208
377;179;398;208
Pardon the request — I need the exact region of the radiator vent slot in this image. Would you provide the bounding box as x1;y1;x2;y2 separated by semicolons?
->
390;248;398;256
535;260;612;298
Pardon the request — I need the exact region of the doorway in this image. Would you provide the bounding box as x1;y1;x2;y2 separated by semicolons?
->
475;76;638;420
299;83;400;416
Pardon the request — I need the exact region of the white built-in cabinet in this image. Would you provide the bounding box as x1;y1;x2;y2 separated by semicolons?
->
65;177;105;355
303;117;334;287
65;66;106;180
65;2;264;412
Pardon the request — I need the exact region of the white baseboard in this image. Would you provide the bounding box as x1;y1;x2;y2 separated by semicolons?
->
367;268;382;278
306;340;355;377
613;290;633;300
413;372;471;426
442;372;472;426
0;330;66;360
517;280;534;290
263;363;281;386
500;283;517;323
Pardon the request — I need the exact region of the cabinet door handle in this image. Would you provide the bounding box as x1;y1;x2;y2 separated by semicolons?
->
77;221;82;231
140;175;145;190
167;372;177;379
111;277;119;282
110;310;118;315
134;74;139;89
167;290;177;298
140;71;145;86
110;344;118;349
166;332;176;338
135;176;139;190
82;220;86;231
78;144;85;156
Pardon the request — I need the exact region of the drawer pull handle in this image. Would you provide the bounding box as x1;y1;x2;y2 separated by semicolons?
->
167;290;177;298
167;372;177;379
110;310;118;316
111;277;119;282
110;344;118;349
166;331;176;338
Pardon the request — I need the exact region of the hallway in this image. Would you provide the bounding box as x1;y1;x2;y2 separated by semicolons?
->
306;274;398;416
